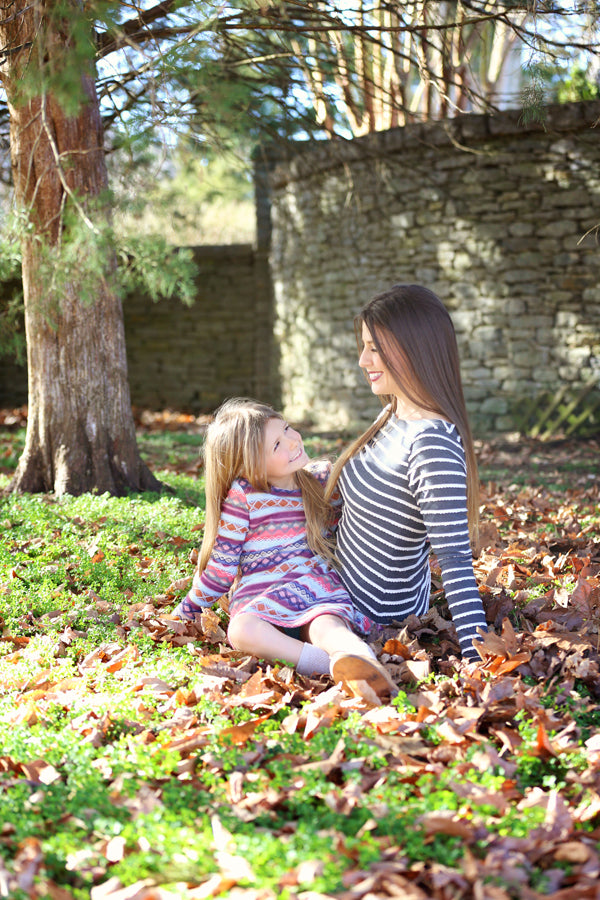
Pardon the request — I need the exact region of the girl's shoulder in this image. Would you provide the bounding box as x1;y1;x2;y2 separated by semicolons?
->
227;477;255;501
226;478;280;517
230;476;251;492
231;477;285;501
303;458;333;486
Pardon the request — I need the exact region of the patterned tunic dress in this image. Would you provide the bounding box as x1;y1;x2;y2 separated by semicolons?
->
173;462;372;634
336;412;487;659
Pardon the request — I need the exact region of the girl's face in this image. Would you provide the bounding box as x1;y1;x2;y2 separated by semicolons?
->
359;323;401;399
263;417;309;489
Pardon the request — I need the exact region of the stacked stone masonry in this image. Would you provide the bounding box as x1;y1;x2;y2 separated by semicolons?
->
0;245;278;414
266;101;600;435
124;245;276;413
2;102;599;437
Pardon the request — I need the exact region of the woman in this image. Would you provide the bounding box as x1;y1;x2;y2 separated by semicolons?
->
326;284;487;661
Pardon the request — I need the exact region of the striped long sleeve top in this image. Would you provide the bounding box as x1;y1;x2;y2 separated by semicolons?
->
336;413;487;660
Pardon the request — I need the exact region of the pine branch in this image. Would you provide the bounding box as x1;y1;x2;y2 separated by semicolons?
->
95;0;182;57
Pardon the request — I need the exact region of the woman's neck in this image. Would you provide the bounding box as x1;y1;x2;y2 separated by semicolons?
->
392;394;438;421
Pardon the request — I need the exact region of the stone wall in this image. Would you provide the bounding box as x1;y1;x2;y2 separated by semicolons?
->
3;102;600;436
0;244;279;413
266;101;600;435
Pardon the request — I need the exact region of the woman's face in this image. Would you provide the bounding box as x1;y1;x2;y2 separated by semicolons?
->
359;323;400;398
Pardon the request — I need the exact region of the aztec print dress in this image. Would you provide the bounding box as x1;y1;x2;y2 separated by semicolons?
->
173;461;372;635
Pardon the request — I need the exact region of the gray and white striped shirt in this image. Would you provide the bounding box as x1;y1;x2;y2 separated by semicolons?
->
337;413;487;660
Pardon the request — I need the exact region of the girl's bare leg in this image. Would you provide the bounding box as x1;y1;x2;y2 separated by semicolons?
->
305;614;376;657
228;613;329;674
228;613;396;694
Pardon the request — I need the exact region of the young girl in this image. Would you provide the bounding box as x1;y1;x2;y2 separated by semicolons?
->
173;398;397;700
326;284;488;662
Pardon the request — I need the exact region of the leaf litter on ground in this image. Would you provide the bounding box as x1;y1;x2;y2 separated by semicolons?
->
0;411;599;898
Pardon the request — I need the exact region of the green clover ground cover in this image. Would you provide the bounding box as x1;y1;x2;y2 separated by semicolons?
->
0;423;599;899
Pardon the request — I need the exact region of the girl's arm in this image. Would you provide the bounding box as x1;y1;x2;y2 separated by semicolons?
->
173;482;249;619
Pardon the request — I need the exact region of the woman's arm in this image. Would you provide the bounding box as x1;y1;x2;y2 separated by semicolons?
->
409;429;487;660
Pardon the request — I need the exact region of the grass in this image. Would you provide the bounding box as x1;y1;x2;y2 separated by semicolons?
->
0;422;599;898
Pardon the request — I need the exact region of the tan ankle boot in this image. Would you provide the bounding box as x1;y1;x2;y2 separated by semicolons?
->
330;651;398;702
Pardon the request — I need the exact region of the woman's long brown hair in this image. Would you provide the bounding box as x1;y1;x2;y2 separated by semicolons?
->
326;285;479;535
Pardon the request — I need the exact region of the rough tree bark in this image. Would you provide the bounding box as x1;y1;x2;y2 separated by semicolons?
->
0;0;162;495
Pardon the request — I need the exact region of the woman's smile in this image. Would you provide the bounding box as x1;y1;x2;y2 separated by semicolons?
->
359;324;399;397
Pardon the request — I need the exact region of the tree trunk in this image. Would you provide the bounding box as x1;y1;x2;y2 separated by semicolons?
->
0;2;162;496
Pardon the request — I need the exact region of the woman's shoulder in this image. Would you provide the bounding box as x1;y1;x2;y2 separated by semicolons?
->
384;413;456;444
405;419;466;469
405;417;459;439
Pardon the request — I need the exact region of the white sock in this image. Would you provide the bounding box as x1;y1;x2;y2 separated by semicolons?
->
297;643;331;676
